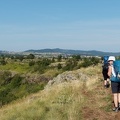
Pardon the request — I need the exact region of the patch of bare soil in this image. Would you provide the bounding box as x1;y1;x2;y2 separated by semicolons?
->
82;80;120;120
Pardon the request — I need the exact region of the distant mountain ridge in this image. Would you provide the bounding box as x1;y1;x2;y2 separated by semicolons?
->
24;48;120;56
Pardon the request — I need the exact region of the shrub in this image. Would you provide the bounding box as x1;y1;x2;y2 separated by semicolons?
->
29;61;35;66
57;63;62;69
10;74;23;88
0;71;12;86
63;59;78;71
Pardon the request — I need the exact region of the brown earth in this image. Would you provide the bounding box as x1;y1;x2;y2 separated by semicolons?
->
82;80;120;120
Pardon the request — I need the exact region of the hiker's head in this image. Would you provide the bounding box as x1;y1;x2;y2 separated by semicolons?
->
108;56;115;63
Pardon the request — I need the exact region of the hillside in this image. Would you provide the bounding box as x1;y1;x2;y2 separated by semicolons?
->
1;48;120;56
0;65;120;120
24;48;120;56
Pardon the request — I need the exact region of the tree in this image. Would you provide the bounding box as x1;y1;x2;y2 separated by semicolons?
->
63;58;78;71
0;59;6;65
57;55;62;62
52;57;55;62
29;61;35;66
27;54;35;59
72;55;81;61
57;63;62;69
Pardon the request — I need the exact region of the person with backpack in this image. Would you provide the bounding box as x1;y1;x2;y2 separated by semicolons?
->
102;56;110;88
108;56;120;112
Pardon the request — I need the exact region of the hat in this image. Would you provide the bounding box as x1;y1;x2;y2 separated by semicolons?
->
108;56;115;61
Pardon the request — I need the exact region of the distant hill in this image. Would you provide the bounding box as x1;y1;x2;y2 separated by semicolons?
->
24;48;120;56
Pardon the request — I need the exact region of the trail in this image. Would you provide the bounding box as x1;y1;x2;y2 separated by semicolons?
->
82;79;120;120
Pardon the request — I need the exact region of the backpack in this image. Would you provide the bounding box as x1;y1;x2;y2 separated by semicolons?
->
110;60;120;82
102;56;109;71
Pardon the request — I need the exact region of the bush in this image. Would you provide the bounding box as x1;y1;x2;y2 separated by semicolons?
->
57;63;62;69
10;74;23;88
0;59;7;65
79;57;100;68
0;71;12;86
27;54;35;59
29;61;35;66
63;59;78;71
33;58;52;73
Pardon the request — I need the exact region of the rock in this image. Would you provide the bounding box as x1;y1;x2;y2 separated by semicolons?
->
45;69;89;88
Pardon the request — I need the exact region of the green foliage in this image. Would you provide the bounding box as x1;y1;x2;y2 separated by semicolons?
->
0;71;12;85
57;63;62;69
27;54;35;59
79;57;100;68
0;71;47;107
0;87;17;105
16;55;24;61
91;57;100;65
0;59;7;65
10;74;23;88
63;58;78;71
52;57;55;62
72;55;81;61
25;83;45;93
62;56;100;71
29;61;35;66
0;74;23;106
33;58;52;73
0;54;101;108
57;55;62;62
116;56;120;60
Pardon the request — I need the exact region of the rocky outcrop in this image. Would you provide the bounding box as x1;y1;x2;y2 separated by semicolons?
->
45;69;91;88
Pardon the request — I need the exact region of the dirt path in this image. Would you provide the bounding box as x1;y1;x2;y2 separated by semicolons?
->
82;80;120;120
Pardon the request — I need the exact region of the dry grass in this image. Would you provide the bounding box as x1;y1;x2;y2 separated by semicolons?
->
43;68;62;77
0;65;120;120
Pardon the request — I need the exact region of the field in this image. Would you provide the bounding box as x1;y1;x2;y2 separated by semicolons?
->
1;55;119;120
0;62;120;119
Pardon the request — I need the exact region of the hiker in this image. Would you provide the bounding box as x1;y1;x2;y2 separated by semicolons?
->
107;56;120;112
102;56;110;88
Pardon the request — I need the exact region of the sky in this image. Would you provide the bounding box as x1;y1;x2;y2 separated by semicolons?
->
0;0;120;52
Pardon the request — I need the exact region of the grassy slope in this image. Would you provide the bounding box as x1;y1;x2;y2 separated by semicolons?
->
0;65;120;120
0;62;30;74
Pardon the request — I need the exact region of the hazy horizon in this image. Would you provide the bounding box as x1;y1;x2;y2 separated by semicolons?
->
1;48;120;53
0;0;120;52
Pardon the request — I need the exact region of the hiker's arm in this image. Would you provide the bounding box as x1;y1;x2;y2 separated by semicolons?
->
108;66;112;77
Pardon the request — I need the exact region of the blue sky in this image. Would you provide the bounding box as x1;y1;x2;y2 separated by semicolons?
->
0;0;120;52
